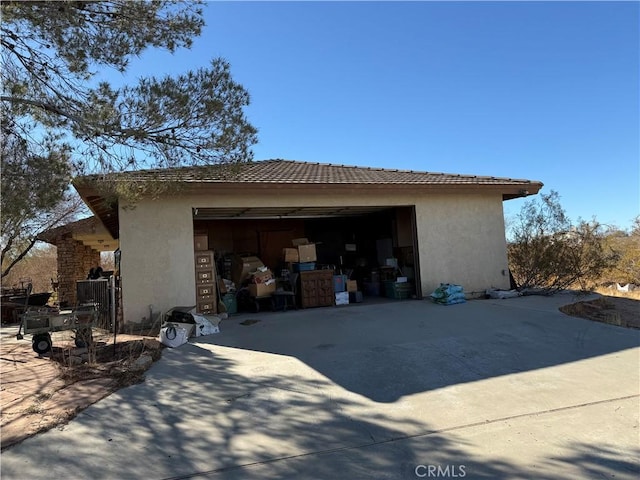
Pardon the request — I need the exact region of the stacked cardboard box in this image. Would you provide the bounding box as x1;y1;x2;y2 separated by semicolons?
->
346;279;362;303
248;266;276;297
282;248;299;263
291;238;317;263
285;238;318;273
232;255;264;286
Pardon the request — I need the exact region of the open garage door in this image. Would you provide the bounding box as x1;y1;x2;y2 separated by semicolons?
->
192;205;421;309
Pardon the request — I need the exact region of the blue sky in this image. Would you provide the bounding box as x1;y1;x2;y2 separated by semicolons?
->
118;1;638;231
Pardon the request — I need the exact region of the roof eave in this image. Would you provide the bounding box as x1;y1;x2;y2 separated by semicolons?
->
72;178;542;240
72;179;120;240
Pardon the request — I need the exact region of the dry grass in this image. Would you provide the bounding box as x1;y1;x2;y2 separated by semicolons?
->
594;286;640;300
560;290;639;329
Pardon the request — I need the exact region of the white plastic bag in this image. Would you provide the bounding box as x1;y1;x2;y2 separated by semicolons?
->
192;314;220;337
159;324;189;348
486;289;521;299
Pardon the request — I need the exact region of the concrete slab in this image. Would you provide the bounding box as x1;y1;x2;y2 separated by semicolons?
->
1;296;638;479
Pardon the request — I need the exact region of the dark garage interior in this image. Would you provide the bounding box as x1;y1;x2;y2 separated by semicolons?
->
192;206;420;314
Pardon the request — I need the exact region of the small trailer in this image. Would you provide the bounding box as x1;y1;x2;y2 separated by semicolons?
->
16;304;99;354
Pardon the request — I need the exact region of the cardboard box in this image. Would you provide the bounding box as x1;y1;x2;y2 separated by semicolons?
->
347;280;358;292
252;269;273;284
291;238;317;263
248;281;276;298
283;248;299;263
232;256;265;285
297;243;317;263
194;234;209;251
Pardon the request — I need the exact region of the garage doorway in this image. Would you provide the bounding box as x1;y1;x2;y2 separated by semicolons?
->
192;205;421;304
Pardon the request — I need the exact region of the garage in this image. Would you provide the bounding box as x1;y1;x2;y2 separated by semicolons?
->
70;159;542;325
192;204;421;314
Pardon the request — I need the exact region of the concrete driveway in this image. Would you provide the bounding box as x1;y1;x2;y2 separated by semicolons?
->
1;295;639;479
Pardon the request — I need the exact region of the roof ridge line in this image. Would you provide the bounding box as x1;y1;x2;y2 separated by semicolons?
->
260;159;530;182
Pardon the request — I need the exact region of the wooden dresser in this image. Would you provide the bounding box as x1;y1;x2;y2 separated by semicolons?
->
194;250;217;314
299;270;334;308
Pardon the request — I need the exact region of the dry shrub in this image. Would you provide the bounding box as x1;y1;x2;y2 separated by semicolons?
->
52;338;163;387
508;191;618;293
594;287;640;300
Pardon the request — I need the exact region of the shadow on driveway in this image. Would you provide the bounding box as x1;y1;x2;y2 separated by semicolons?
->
198;297;640;403
1;296;638;479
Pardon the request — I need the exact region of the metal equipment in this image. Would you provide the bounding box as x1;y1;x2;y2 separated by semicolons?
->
16;304;99;354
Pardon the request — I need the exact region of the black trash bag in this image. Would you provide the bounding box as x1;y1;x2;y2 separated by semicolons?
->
166;306;196;324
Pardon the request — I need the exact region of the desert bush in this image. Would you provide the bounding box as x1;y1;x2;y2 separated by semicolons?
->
508;191;618;293
1;244;57;293
601;217;640;285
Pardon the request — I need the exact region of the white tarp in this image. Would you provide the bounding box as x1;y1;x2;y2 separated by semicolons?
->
485;288;522;299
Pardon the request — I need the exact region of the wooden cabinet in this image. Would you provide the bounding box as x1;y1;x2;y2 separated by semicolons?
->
299;270;334;308
194;250;217;314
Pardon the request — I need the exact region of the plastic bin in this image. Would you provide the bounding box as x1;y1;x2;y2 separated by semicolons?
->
333;274;347;293
222;293;237;314
384;281;412;300
293;262;316;272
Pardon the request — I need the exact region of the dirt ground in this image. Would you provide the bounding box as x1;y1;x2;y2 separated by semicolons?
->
559;295;639;330
1;294;638;451
0;328;162;450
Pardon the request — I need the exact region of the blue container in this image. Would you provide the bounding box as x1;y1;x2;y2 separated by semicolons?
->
293;262;316;272
333;274;347;292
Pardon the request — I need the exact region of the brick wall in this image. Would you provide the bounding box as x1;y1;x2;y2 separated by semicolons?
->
57;234;100;307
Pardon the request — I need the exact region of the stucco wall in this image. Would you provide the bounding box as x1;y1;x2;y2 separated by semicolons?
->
119;201;196;323
119;191;510;322
414;194;510;296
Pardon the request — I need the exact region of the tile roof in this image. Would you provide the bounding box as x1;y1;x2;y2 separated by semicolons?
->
73;160;542;240
102;159;542;187
37;216;98;243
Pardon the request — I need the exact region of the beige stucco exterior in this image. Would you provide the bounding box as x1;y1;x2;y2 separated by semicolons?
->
119;189;510;323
